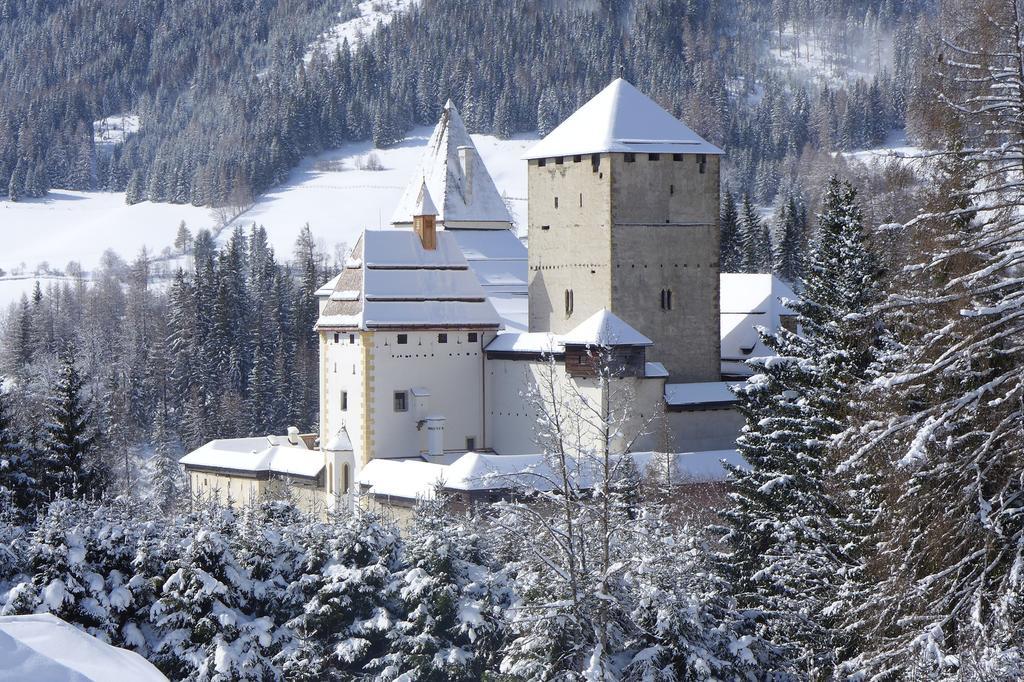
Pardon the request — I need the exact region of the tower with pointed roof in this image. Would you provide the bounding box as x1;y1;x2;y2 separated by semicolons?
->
391;100;514;230
524;78;723;381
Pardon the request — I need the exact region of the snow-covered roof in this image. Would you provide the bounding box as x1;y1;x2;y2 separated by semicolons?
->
719;273;798;376
665;381;742;409
486;331;563;354
391;101;514;228
488;293;529;333
0;613;167;682
315;272;342;297
325;427;353;452
645;361;669;378
413;181;437;216
180;436;324;479
525;79;723;160
317;231;502;330
446;229;528;331
561;309;653;347
357;449;747;500
720;273;797;315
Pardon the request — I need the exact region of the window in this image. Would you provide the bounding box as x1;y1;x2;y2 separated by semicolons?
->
333;333;339;343
624;153;636;162
394;391;408;412
660;289;674;310
670;184;674;196
573;155;582;163
649;153;660;161
591;154;600;172
328;463;333;493
554;196;559;208
468;332;478;343
466;437;476;451
438;333;448;343
342;464;350;493
541;225;550;231
673;153;684;161
341;391;348;411
555;156;564;165
579;193;583;207
397;334;408;344
538;158;546;167
697;154;707;174
349;334;355;344
564;289;574;316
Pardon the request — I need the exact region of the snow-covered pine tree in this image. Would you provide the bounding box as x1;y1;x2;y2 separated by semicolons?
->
149;399;184;515
721;177;881;676
773;193;805;284
374;488;509;681
282;511;402;678
39;342;103;501
739;194;771;273
0;382;36;519
720;190;742;272
841;5;1024;664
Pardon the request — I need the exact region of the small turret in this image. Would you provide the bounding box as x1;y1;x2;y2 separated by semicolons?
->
413;182;437;250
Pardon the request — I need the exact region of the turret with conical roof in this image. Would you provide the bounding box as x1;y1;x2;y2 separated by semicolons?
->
391;100;514;230
526;78;722;382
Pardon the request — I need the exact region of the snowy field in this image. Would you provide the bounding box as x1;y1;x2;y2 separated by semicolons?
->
0;129;535;307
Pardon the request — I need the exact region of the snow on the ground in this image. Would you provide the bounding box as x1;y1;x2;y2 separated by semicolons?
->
221;128;535;258
0;128;535;306
305;0;418;60
842;129;923;164
93;114;140;149
0;613;167;681
0;190;213;277
769;30;881;86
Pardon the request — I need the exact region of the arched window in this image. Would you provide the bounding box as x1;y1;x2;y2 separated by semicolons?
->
660;289;673;310
564;289;574;316
342;464;350;494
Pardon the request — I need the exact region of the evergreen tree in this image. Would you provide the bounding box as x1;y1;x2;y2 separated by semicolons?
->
720;190;742;272
773;193;805;284
148;400;183;515
0;384;36;518
375;491;509;680
722;177;881;676
39;343;102;501
739;194;770;273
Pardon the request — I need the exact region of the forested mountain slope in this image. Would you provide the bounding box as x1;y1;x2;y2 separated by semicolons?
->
1;0;935;208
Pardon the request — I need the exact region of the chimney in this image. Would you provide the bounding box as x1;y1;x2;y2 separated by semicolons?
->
424;415;446;458
457;146;473;204
413;181;437;250
287;426;300;446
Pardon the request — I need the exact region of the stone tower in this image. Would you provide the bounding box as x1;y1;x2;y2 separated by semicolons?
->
524;79;723;381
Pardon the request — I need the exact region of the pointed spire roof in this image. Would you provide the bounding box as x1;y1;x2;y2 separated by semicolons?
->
413;181;436;216
391;101;514;229
561;309;653;347
525;78;723;159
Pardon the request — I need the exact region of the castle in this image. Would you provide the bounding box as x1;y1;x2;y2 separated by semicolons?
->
181;79;794;515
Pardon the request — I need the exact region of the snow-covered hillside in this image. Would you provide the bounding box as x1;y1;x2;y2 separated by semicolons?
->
305;0;418;59
0;129;535;307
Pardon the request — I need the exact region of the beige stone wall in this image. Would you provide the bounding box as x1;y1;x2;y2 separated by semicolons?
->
528;153;721;381
665;408;744;452
527;154;613;334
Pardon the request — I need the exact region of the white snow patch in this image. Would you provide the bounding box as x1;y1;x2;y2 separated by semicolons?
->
93;114;140;148
305;0;418;60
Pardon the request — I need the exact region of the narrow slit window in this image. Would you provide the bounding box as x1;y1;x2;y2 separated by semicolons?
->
341;391;348;411
554;197;559;209
579;193;583;207
591;154;600;172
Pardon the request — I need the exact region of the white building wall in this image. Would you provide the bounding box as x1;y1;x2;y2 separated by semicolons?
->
321;330;367;463
367;330;492;460
486;357;666;455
